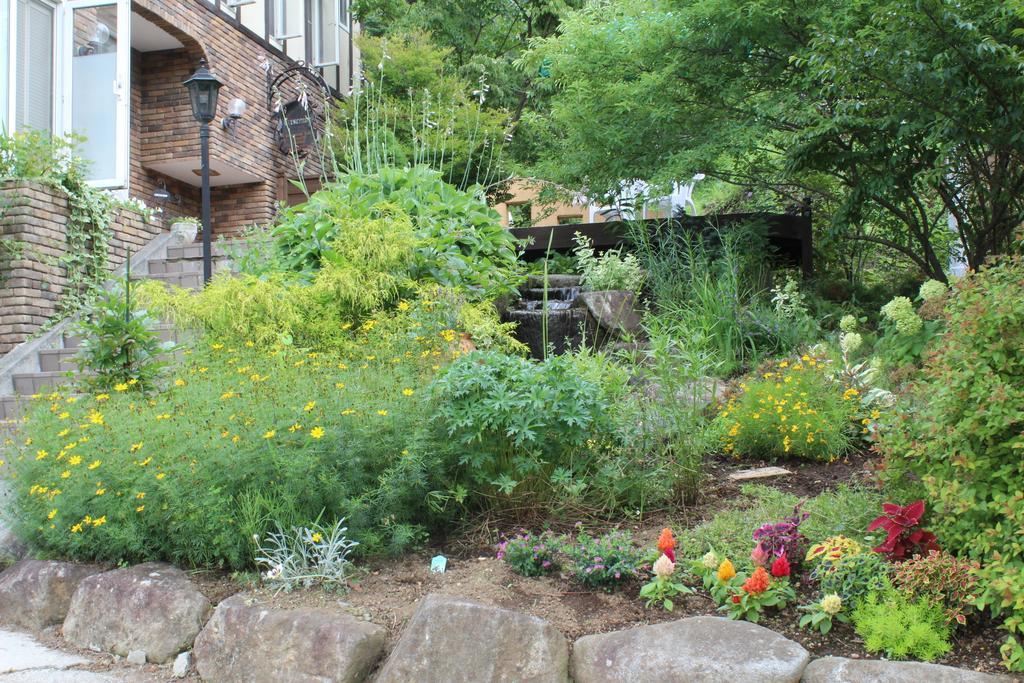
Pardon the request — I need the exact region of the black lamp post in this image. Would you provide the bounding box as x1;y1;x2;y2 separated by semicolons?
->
183;58;224;284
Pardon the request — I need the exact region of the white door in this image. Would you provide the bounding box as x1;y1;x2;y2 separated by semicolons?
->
61;0;130;188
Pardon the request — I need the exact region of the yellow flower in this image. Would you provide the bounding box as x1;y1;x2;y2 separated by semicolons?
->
288;423;303;433
155;413;171;420
303;401;316;412
136;505;145;513
136;492;145;500
717;559;737;582
127;378;138;386
130;442;143;453
402;388;414;397
95;394;110;402
337;363;348;370
397;301;410;312
376;410;388;417
263;430;276;439
211;343;224;350
842;388;860;401
70;523;83;534
92;516;106;527
440;329;456;343
310;427;325;439
232;435;241;444
174;378;186;387
35;449;48;460
47;509;57;520
341;409;356;416
156;472;166;480
114;383;129;392
57;428;70;437
58;412;70;420
311;532;323;543
139;457;152;467
68;455;82;466
220;391;238;400
198;367;208;374
66;397;78;404
87;460;101;470
334;382;345;389
60;470;71;479
360;319;376;332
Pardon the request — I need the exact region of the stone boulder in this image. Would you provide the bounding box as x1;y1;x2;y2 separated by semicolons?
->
376;594;569;682
571;616;809;683
577;291;644;338
63;563;211;664
193;594;385;683
0;560;101;631
802;656;1009;682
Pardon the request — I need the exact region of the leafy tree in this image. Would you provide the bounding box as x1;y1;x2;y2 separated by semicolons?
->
527;0;1024;280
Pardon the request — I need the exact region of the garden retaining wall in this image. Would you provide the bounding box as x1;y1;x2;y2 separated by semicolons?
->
0;180;163;355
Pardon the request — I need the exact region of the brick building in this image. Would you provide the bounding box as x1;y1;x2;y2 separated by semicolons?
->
2;0;359;236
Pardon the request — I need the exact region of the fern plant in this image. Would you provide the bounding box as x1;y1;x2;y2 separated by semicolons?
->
852;588;952;662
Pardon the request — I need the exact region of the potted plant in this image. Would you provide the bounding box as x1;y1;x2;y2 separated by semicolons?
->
572;232;645;338
169;216;201;245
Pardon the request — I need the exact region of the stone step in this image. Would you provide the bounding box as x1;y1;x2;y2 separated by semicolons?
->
12;371;76;396
0;395;28;422
165;242;243;260
38;348;80;373
132;271;204;290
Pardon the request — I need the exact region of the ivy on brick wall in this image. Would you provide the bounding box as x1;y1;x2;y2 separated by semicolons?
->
0;131;115;316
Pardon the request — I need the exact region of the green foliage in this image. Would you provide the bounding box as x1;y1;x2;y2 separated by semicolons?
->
72;275;169;393
430;350;669;512
716;357;860;462
880;256;1024;669
527;0;1024;280
798;595;850;635
6;341;449;568
639;568;693;612
336;33;513;190
564;530;646;590
895;550;979;627
852;589;952;662
814;552;893;609
0;130;115;316
251;167;523;299
496;530;559;577
572;233;644;294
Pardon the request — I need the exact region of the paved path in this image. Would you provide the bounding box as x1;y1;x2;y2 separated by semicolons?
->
0;630;122;682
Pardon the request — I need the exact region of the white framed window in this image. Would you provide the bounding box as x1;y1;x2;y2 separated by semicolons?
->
312;0;339;67
13;0;56;133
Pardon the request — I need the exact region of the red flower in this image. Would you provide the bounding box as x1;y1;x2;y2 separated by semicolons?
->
742;567;771;594
657;528;676;563
770;554;791;578
731;594;742;604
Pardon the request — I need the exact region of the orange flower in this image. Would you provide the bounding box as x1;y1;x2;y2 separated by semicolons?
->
742;566;771;594
717;559;736;582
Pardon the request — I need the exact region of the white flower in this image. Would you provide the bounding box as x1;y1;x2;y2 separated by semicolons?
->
919;279;947;301
820;593;843;615
701;550;719;570
840;332;863;355
653;554;675;578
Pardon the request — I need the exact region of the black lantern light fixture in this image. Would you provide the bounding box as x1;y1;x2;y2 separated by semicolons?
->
183;58;224;284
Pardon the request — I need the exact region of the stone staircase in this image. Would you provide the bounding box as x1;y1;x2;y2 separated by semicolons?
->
0;243;234;422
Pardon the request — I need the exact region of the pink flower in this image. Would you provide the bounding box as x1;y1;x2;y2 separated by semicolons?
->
751;543;771;567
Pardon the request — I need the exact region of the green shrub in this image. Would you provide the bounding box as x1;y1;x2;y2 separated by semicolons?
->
715;356;860;462
496;530;560;577
572;232;645;294
852;589;952;662
252;166;523;298
814;552;893;609
879;255;1024;669
564;530;647;590
6;341;445;568
430;350;670;512
73;276;170;393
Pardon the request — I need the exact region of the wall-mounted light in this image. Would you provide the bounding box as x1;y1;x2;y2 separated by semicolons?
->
153;180;179;204
221;98;248;134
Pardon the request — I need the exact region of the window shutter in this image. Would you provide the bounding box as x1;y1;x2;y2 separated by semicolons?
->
15;0;54;132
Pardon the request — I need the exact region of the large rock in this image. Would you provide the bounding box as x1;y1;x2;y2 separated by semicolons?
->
193;594;385;683
571;616;809;683
376;594;569;682
63;562;211;664
577;291;643;336
0;560;101;631
802;656;1009;682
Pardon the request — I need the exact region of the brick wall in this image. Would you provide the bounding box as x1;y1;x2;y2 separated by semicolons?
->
130;0;324;237
0;180;163;354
